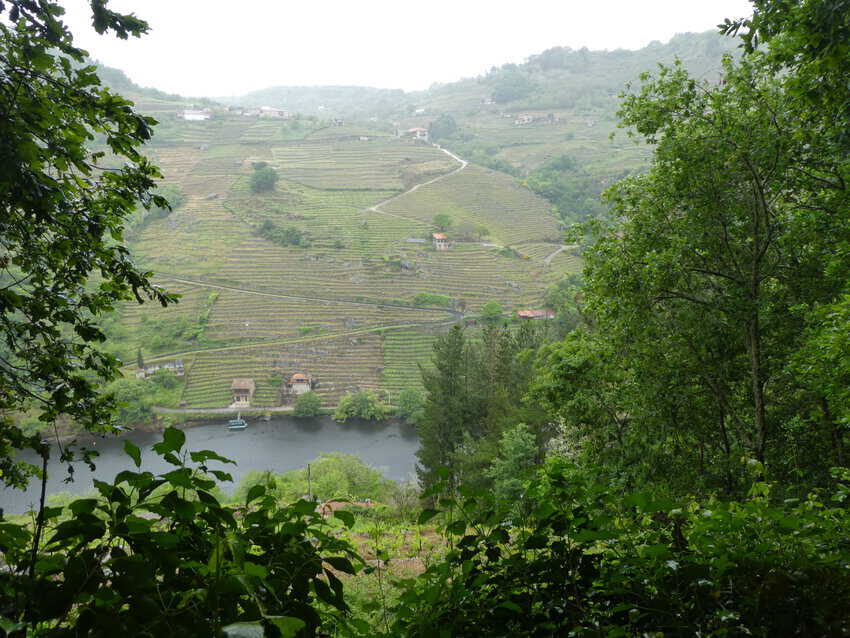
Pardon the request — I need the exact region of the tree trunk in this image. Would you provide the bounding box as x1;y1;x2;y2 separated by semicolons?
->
749;315;767;463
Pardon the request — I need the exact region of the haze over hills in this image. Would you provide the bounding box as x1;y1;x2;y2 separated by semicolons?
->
87;30;739;413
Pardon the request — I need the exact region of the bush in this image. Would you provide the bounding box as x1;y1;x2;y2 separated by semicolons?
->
250;165;278;193
387;459;850;637
333;391;389;422
293;390;322;418
412;292;453;308
480;300;503;322
395;387;424;425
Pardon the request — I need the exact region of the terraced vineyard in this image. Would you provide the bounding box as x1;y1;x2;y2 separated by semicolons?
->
381;165;562;245
269;137;456;190
113;113;579;409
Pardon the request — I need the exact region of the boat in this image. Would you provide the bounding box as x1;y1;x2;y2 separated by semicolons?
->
227;413;248;430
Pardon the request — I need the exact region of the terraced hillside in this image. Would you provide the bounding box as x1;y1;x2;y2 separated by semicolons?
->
113;114;580;409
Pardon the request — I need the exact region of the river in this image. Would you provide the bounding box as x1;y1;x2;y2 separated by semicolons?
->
1;416;419;514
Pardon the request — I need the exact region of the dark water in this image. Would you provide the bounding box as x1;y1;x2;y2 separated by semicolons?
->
1;416;419;514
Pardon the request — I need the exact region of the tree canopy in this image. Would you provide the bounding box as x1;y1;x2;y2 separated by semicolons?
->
0;0;176;487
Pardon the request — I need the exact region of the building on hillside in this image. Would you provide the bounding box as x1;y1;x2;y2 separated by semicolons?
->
231;378;256;407
331;118;345;127
136;359;185;379
514;113;534;125
517;309;556;321
241;108;261;117
432;232;450;250
359;136;370;141
414;108;426;115
406;127;429;141
181;109;211;121
288;373;314;395
260;106;290;119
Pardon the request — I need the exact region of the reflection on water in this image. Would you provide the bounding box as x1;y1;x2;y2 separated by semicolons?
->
1;416;419;514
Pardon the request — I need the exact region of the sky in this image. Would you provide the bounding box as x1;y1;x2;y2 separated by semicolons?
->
61;0;754;98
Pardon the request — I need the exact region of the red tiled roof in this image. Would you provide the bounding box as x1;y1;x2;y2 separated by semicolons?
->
291;373;309;382
432;233;447;240
517;309;555;319
231;378;255;390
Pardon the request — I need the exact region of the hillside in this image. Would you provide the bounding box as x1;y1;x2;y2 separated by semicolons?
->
96;31;738;412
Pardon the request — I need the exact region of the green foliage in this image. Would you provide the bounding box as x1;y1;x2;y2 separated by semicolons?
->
411;292;453;308
395;388;425;425
333;391;389;422
416;323;549;492
485;422;538;516
257;220;310;247
382;460;850;637
0;429;359;635
431;213;452;231
250;164;279;193
427;114;458;141
293;391;323;418
0;0;177;488
479;300;503;322
525;154;615;223
107;370;183;425
232;453;392;503
490;69;536;103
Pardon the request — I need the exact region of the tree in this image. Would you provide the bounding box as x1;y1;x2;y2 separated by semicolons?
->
395;387;425;425
293;390;322;417
250;164;279;193
550;56;850;491
0;0;176;487
486;422;538;516
480;300;503;322
428;114;458;141
432;213;452;231
333;390;388;422
136;347;145;370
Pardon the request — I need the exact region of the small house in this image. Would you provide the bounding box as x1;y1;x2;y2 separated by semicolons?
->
331;118;345;127
406;127;429;141
289;373;314;395
514;113;534;125
432;232;450;250
517;309;556;321
231;378;256;407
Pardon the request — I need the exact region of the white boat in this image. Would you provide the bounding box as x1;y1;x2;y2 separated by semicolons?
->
226;413;247;430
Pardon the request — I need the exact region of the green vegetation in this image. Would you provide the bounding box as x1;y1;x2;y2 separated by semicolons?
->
479;300;503;322
292;390;322;417
250;163;279;193
411;292;453;308
257;219;310;247
431;213;452;231
8;1;850;636
333;391;389;422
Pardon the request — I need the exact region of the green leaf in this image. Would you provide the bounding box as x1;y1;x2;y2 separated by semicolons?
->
124;440;141;467
190;449;236;465
245;484;265;504
333;509;355;529
446;520;466;535
153;427;185;455
418;508;439;525
266;617;306;638
324;556;356;574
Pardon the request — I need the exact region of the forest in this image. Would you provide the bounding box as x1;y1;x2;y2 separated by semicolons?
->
2;0;850;636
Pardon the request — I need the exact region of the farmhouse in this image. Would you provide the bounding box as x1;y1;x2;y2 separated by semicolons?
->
432;233;450;250
231;378;256;407
282;373;315;398
517;309;556;320
406;127;429;141
181;109;211;121
514;113;534;125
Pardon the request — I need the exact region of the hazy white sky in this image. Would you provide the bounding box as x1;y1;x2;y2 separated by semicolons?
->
61;0;754;97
